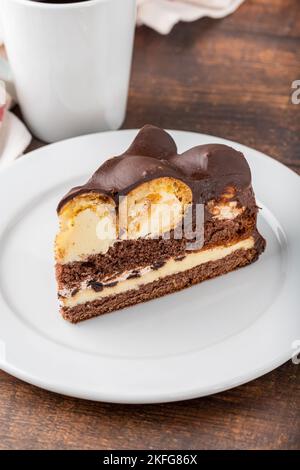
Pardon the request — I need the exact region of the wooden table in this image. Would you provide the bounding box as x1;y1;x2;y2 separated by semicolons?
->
0;0;299;450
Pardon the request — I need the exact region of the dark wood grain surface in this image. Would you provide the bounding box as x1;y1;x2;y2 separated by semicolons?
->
1;0;299;450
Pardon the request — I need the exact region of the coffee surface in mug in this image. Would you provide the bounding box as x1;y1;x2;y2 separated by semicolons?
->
28;1;90;4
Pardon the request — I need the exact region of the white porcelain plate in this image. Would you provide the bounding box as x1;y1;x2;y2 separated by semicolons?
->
0;130;299;404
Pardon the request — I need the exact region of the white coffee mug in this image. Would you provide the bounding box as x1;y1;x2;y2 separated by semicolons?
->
0;0;136;142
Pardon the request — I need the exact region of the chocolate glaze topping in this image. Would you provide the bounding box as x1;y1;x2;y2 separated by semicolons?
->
57;125;252;212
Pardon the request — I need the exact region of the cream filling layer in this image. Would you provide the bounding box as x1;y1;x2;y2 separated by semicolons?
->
56;198;245;264
62;236;254;308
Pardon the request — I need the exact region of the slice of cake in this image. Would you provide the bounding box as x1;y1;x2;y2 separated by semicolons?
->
55;125;266;323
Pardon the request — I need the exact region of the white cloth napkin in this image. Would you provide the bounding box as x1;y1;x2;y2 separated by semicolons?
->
137;0;245;34
0;79;31;169
0;111;32;170
0;21;31;167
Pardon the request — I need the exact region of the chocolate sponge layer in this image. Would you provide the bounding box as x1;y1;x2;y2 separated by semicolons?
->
61;235;265;324
56;207;257;290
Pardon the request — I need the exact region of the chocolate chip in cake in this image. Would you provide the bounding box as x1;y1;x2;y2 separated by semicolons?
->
175;256;185;262
151;261;166;270
127;272;141;280
71;288;79;297
106;281;118;288
88;281;104;292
